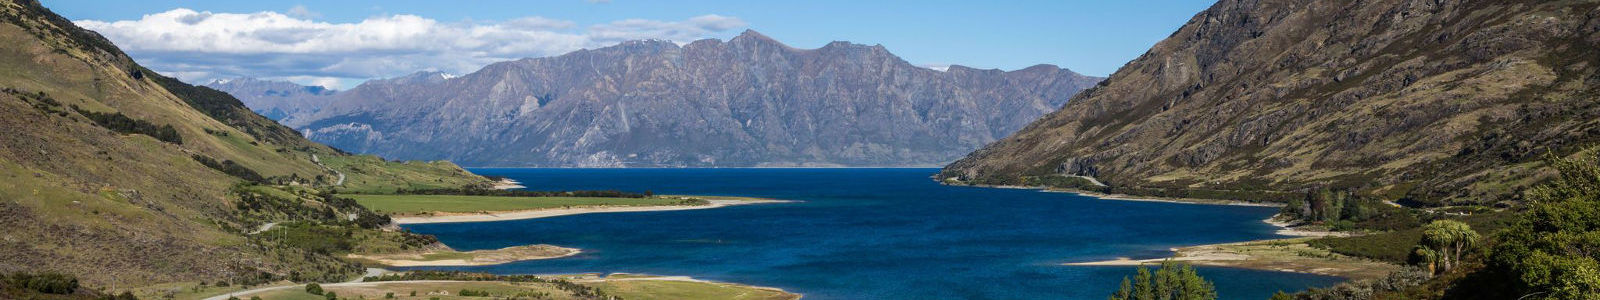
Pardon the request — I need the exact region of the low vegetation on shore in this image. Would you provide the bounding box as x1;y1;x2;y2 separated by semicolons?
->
348;194;707;216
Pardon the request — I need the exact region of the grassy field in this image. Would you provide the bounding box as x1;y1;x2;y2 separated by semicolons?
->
587;279;799;300
321;155;491;194
347;194;695;214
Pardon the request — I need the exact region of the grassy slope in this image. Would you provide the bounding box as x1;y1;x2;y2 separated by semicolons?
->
321;154;489;194
348;194;692;214
0;0;489;290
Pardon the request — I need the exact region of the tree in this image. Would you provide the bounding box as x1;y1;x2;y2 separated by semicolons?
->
305;282;324;295
1411;246;1439;274
1110;276;1132;300
324;291;337;300
1106;261;1217;300
1420;220;1479;274
1485;152;1600;299
1133;267;1155;300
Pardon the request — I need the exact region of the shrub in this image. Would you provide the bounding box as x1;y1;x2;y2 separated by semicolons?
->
192;155;266;183
70;105;183;144
305;282;324;295
5;272;78;294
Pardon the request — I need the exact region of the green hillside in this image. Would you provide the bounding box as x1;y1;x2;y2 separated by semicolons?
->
0;0;489;293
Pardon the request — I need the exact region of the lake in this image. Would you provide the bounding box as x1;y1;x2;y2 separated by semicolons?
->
399;168;1343;299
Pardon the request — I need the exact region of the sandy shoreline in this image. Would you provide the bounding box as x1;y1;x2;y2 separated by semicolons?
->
348;244;582;267
944;181;1283;208
492;178;526;190
390;198;793;224
1062;236;1399;279
946;181;1391;279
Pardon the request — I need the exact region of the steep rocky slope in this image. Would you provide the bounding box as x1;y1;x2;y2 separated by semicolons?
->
0;0;486;287
942;0;1600;206
280;31;1102;167
203;77;337;120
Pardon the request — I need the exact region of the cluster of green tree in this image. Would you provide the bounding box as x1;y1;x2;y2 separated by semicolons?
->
1281;151;1600;299
1;271;138;300
1412;220;1480;275
364;271;612;299
193;155;266;183
1281;189;1418;231
384;187;650;198
1107;261;1217;300
69;105;182;144
4;272;77;294
229;185;394;230
5;87;70;117
456;289;490;297
1471;152;1600;298
303;283;338;299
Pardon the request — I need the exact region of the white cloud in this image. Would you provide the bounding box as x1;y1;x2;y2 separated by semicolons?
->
286;5;320;19
75;9;745;88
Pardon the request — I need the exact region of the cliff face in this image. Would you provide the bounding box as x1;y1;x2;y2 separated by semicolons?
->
943;0;1600;206
279;30;1102;167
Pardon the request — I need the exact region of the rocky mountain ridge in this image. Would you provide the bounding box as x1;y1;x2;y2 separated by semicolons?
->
942;0;1600;206
253;30;1102;167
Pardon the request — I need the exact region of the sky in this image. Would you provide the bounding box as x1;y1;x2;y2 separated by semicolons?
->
41;0;1216;89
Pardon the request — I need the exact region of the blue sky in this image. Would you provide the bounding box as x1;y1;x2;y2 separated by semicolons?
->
43;0;1215;88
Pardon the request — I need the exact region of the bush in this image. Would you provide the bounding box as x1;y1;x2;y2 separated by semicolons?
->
193;155;266;183
5;272;78;294
305;282;324;295
70;105;183;144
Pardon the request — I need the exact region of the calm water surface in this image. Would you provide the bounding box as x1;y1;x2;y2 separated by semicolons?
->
400;168;1342;299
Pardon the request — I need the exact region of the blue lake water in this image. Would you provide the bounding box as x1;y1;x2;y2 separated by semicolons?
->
400;168;1343;299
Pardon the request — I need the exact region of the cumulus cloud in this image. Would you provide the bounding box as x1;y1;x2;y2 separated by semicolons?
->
75;9;745;88
286;5;320;19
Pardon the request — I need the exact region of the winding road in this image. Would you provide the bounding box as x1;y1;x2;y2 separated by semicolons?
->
202;269;390;300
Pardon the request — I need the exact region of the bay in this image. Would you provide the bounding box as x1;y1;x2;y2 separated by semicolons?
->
399;168;1343;299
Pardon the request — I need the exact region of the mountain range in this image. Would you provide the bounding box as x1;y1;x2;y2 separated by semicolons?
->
209;31;1103;167
941;0;1600;207
202;77;337;120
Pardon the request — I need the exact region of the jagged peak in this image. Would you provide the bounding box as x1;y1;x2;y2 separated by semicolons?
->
728;29;789;48
734;29;772;41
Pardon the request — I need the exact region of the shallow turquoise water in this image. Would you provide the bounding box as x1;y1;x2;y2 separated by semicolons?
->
400;168;1343;299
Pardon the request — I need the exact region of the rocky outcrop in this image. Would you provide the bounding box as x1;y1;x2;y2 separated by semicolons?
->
943;0;1600;206
277;31;1102;167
